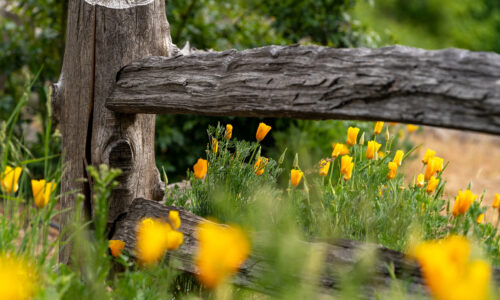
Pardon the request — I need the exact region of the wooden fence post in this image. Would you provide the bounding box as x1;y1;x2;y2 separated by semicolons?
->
53;0;174;264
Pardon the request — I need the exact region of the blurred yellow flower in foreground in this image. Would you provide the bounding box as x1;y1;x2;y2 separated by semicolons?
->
340;155;354;181
416;173;425;188
374;121;384;135
136;218;184;265
256;122;271;141
393;150;404;166
377;151;385;158
109;240;125;257
195;221;250;289
407;124;419;132
493;193;500;209
0;166;22;194
331;143;349;158
0;254;36;300
426;176;439;194
452;190;477;217
346;127;360;146
411;235;490;300
193;158;208;179
422;148;436;164
290;169;304;187
366;141;381;160
254;157;268;176
225;124;233;140
319;159;330;177
31;180;56;208
387;162;397;180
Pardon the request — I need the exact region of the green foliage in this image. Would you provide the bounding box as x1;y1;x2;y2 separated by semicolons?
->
354;0;500;52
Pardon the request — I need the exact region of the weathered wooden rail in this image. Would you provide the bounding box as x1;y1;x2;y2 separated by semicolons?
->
54;0;500;296
107;45;500;135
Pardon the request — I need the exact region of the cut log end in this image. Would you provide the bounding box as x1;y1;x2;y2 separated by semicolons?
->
84;0;153;9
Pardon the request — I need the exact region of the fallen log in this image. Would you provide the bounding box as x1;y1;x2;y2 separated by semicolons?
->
112;198;430;296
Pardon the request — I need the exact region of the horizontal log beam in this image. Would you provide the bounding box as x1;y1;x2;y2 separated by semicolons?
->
106;45;500;135
113;198;429;296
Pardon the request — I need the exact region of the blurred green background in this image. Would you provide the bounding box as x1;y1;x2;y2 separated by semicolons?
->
1;0;500;180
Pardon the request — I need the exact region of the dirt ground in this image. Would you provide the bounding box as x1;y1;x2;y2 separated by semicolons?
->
402;126;500;220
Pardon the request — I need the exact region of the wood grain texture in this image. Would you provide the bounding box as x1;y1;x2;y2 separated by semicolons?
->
55;0;174;263
107;45;500;135
53;0;96;264
112;198;428;296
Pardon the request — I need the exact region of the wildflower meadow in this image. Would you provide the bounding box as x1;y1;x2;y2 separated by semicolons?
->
1;80;500;299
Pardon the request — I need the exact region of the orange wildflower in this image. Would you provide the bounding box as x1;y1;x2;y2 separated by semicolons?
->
256;123;271;141
254;157;268;176
366;141;381;160
374;121;384;135
452;190;477;216
290;169;304;187
346;127;360;146
193;158;208;179
109;240;125;257
225;124;233;139
387;162;397;180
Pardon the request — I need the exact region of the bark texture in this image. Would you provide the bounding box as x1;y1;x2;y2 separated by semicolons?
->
54;0;174;264
112;198;428;297
107;45;500;135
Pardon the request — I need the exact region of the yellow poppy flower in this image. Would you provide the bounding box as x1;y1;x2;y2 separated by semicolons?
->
0;166;22;194
387;162;397;180
193;158;208;179
254;157;268;176
426;176;439;194
366;141;381;160
256;123;271;141
340;155;354;181
195;221;250;289
452;190;477;216
109;240;125;257
374;121;384;135
424;156;443;180
416;173;425;188
422;148;436;164
212;138;218;153
393;150;404;166
378;151;385;158
31;180;56;208
319;159;330;177
407;124;419;132
225;124;233;139
389;122;398;126
477;213;485;224
290;169;304;187
346;127;360;146
331;143;349;158
168;210;181;230
0;253;36;300
136;218;172;265
493;193;500;209
411;235;491;300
